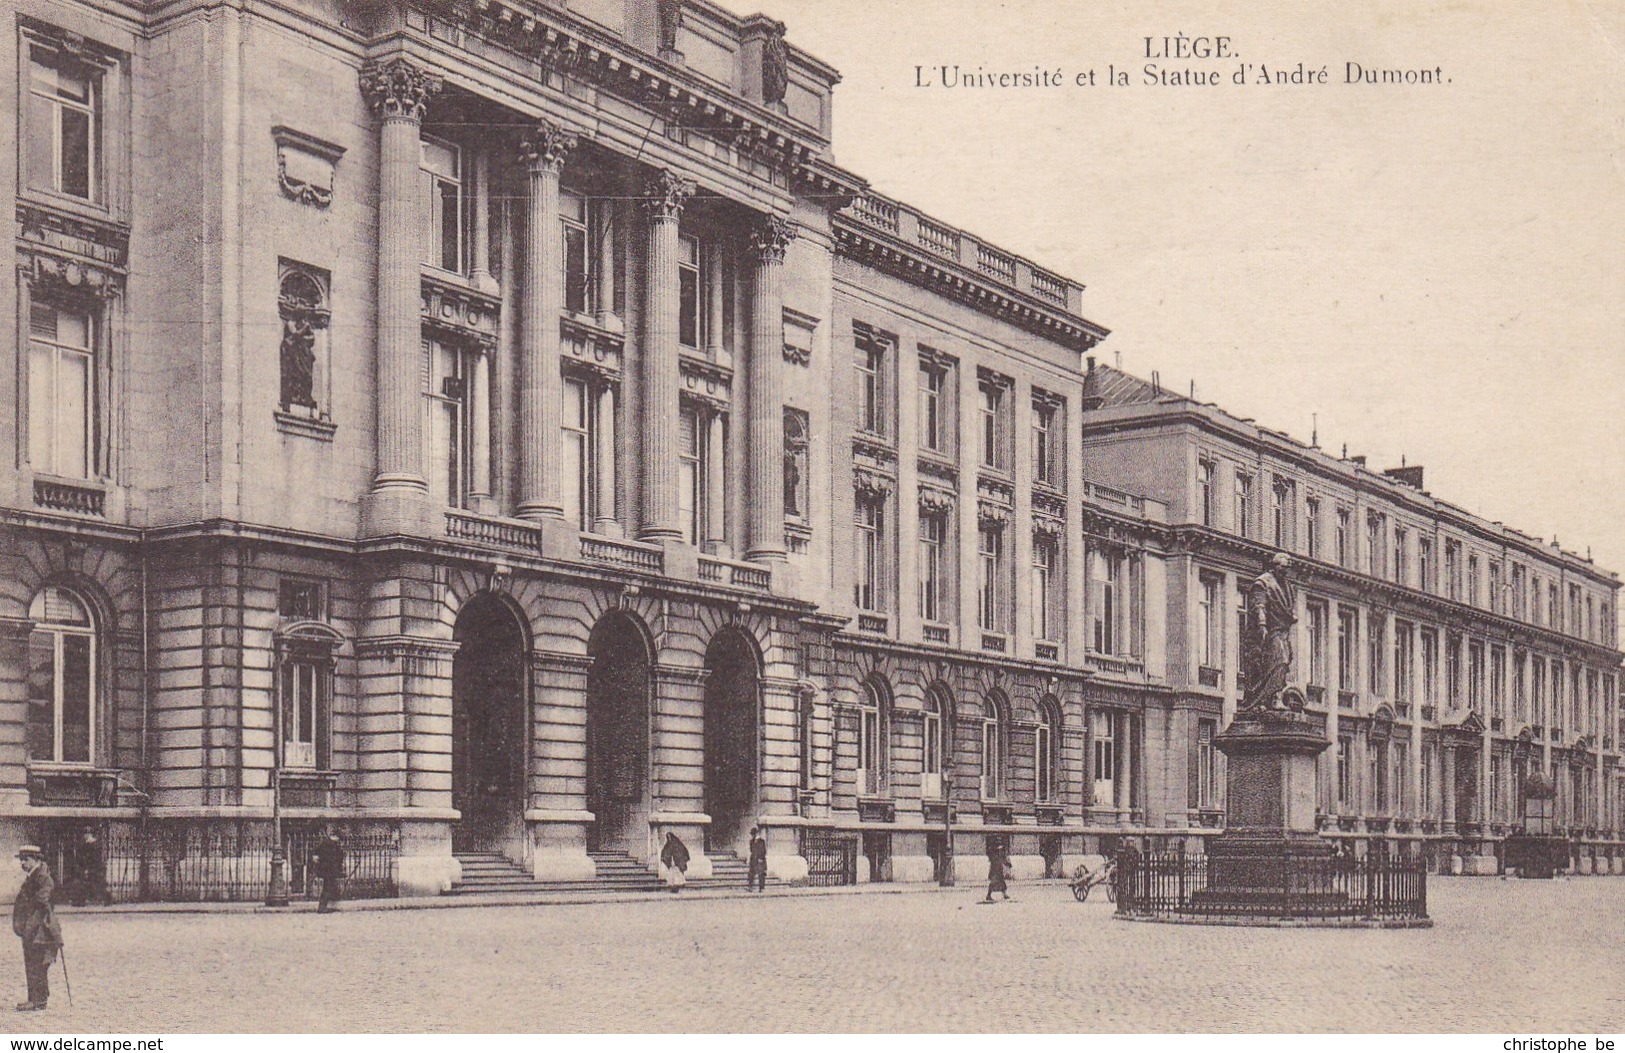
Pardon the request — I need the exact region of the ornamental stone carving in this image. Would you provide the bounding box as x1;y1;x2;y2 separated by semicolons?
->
853;467;894;501
518;119;580;173
657;0;684;52
358;59;443;122
918;487;956;517
644;169;697;220
272;127;345;209
278;264;329;412
977;499;1011;528
21;252;121;301
761;20;789;106
1033;516;1065;541
749;215;798;264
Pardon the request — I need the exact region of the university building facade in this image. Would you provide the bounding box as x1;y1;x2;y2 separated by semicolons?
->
1;0;1619;900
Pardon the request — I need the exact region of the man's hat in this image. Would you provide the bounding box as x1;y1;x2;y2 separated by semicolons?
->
16;845;43;860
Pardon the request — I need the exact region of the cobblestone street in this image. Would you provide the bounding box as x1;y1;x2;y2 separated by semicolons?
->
9;878;1623;1033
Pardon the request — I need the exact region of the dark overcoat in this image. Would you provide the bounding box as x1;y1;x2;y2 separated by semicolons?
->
12;864;63;961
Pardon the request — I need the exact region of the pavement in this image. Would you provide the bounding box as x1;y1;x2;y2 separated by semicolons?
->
8;876;1624;1033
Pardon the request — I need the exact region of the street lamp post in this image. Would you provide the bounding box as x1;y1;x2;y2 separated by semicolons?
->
266;674;290;907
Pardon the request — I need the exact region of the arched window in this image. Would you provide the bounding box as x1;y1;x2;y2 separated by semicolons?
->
27;586;98;764
857;677;890;796
922;686;953;800
981;692;1008;800
276;623;341;770
1036;697;1061;803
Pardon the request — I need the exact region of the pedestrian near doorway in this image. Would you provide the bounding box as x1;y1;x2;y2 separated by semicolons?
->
72;830;109;907
747;827;768;892
311;833;345;912
660;832;690;893
12;845;63;1012
984;842;1011;903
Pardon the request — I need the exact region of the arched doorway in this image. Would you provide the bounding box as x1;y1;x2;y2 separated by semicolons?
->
586;612;651;854
704;628;760;854
451;595;529;855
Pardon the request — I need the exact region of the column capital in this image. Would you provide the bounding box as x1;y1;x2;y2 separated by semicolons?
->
519;119;581;174
359;58;443;123
644;170;697;221
748;214;798;264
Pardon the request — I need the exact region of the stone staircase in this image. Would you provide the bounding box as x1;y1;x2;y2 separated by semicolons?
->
446;849;776;896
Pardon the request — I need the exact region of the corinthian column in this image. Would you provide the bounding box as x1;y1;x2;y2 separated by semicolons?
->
639;169;696;542
515;120;579;522
359;59;442;513
745;215;796;562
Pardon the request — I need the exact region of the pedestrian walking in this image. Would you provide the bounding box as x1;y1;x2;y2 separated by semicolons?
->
12;845;63;1012
310;832;345;912
983;841;1011;903
660;832;690;893
747;827;768;892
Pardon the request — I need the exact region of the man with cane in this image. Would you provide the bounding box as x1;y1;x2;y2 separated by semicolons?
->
12;845;63;1012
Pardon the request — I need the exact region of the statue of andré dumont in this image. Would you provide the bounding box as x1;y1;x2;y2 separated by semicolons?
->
1241;553;1305;712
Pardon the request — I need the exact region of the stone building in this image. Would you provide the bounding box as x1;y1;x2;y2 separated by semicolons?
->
1079;363;1625;873
2;0;1617;903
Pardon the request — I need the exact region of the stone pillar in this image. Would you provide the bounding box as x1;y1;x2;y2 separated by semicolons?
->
516;120;579;523
527;650;597;882
358;59;442;535
1441;743;1457;831
639;170;696;541
596;203;619;330
651;662;713;878
593;384;619;535
705;409;728;554
745;215;796;563
469;349;492;509
705;243;727;360
470;148;495;292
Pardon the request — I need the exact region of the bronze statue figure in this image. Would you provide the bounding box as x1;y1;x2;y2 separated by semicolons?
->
1241;553;1303;711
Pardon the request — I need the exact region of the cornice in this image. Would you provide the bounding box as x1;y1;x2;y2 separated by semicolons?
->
833;221;1107;353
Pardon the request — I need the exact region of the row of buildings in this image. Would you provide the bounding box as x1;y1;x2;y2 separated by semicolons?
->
2;0;1620;899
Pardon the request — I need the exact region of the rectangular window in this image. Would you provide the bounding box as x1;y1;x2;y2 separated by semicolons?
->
1271;477;1293;549
978;381;1004;469
1372;740;1389;812
1197;718;1218;809
1032;534;1058;642
1032;396;1062;485
1336;607;1357;693
1468;555;1480;607
562;377;596;529
1308;601;1328;686
1199;574;1224;672
277;579;326;621
1469;641;1485;709
1336;736;1352;808
858;703;881;796
1394;527;1409;585
1533;658;1547;726
1394;622;1413;702
1447;635;1462;705
678;404;705;544
919;513;944;623
918;357;945;453
1489;562;1503;615
1336;508;1351;567
1305;497;1320;559
1548;583;1560;630
978;524;1004;632
27;45;99;201
855;495;885;612
1034;717;1054;803
422;337;470;509
921;704;942;800
1199;459;1216;527
981;716;1004;800
1491;647;1506;722
1512;563;1526;618
1234;473;1254;539
1366;512;1386;578
1091;709;1116;807
560;190;592;315
1393;740;1410;814
1091;549;1121;655
855;327;888;436
281;658;323;769
28;297;95;479
1419;537;1434;594
420;135;465;273
1421;629;1438;704
1445;541;1461;600
678;234;702;349
1367;612;1386;697
1513;651;1528;723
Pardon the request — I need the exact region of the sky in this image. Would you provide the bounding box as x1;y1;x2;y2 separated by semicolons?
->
715;0;1625;594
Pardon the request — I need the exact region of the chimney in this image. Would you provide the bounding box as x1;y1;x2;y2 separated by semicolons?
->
1384;465;1425;490
1086;355;1096;372
1349;455;1367;467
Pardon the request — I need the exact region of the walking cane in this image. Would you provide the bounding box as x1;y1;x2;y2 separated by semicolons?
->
57;945;73;1007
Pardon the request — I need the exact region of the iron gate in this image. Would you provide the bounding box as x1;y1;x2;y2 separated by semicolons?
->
802;830;857;887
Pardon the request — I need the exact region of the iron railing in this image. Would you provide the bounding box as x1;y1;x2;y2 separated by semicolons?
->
37;821;400;904
1114;849;1428;922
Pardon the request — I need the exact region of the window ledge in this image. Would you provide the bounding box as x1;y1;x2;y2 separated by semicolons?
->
274;411;337;442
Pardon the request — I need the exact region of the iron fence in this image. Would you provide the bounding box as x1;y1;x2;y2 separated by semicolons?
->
1114;849;1428;922
802;830;858;887
35;821;400;904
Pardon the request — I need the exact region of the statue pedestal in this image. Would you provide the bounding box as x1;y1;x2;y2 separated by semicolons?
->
1193;709;1339;912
